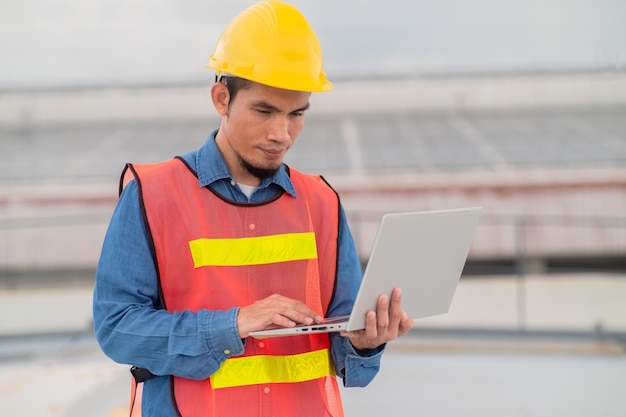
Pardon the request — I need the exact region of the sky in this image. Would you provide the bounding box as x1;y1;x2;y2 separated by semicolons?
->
1;0;625;89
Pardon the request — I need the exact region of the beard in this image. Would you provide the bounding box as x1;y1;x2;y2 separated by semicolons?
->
238;155;279;181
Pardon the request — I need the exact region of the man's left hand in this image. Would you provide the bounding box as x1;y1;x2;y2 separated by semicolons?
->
341;287;414;351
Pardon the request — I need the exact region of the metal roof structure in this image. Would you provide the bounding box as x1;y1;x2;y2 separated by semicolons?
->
2;105;625;185
1;74;624;270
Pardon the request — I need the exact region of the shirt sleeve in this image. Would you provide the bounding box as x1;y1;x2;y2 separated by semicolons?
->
327;206;385;387
92;180;245;380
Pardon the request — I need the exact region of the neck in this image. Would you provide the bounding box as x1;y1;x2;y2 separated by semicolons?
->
214;131;262;187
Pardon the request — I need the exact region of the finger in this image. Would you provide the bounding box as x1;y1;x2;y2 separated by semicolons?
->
398;312;414;335
364;310;378;340
286;304;322;324
388;288;404;328
268;295;323;324
270;313;298;328
376;294;390;332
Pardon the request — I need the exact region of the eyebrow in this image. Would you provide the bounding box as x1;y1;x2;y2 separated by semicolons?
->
253;100;310;113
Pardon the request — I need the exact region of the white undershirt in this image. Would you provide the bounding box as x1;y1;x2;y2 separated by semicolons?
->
238;183;257;199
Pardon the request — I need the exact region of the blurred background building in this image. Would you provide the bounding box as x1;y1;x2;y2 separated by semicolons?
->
0;1;625;416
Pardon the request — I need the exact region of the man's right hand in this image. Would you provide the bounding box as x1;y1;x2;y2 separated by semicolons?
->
237;294;323;338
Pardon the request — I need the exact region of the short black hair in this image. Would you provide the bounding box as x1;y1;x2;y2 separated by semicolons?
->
219;76;252;106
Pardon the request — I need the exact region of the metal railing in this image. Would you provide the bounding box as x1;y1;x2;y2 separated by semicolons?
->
1;210;625;341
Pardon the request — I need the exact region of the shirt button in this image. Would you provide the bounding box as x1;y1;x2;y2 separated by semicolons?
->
249;223;256;230
258;342;265;349
264;387;270;394
224;349;231;355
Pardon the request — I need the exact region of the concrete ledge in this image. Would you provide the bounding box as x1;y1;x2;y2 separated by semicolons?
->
392;328;626;356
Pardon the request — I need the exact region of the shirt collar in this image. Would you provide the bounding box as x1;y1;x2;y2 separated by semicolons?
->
195;130;297;198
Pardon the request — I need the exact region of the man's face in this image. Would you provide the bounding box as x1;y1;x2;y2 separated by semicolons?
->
215;81;310;184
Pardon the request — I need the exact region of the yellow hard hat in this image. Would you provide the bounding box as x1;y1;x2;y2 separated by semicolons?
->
206;0;332;92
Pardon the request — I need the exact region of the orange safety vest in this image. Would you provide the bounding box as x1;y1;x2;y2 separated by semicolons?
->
122;157;345;417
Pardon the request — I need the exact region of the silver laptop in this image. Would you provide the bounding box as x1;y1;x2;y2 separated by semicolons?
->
249;207;482;339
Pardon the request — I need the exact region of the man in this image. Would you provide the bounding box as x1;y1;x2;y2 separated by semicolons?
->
93;1;413;416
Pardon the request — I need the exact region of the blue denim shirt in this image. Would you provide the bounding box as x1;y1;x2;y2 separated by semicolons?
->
93;131;384;416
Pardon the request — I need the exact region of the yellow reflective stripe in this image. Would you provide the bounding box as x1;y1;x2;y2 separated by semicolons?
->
211;349;335;389
189;232;317;267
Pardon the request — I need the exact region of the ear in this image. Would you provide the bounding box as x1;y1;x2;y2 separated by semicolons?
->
210;82;230;116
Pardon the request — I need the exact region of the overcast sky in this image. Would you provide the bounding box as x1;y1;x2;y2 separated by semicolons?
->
1;0;625;88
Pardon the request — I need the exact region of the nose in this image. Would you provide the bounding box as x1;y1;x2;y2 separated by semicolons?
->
268;116;290;143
